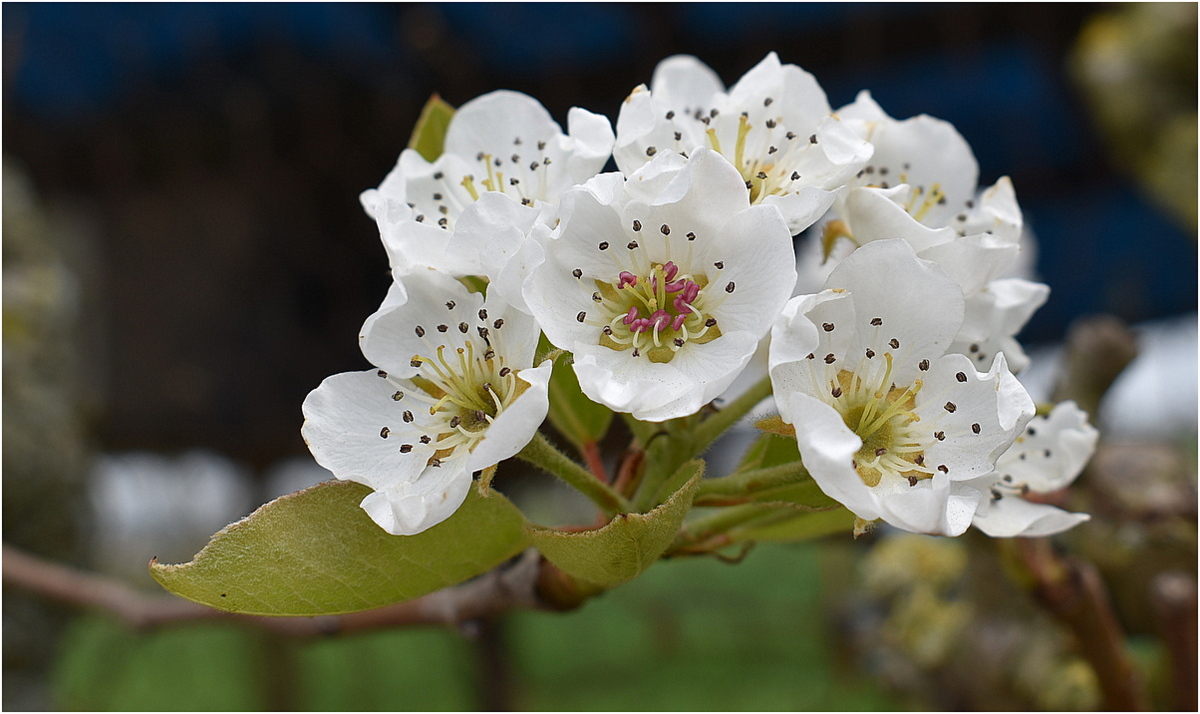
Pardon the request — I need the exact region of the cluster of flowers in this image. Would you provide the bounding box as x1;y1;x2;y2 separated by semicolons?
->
303;54;1095;540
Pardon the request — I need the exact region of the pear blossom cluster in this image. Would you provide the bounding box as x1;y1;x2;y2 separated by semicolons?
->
302;53;1094;539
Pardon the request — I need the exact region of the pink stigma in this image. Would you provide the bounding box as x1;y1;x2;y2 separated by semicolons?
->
662;261;679;281
618;271;638;288
621;306;639;325
671;313;687;331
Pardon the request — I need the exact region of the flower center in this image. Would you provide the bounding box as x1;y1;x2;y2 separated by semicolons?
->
402;340;528;462
706;113;808;204
410;140;553;232
828;354;932;488
592;260;722;363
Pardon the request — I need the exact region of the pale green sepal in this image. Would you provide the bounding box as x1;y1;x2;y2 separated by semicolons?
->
408;94;456;162
526;461;704;586
150;480;529;616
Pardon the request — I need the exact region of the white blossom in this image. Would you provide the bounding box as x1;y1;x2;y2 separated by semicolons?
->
302;269;550;535
525;148;796;421
794;91;1043;372
361;90;614;276
615;53;872;234
769;240;1034;535
971;401;1096;537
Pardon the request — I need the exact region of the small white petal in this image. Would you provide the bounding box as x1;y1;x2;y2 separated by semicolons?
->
359;464;472;536
972;496;1090;538
301;370;433;491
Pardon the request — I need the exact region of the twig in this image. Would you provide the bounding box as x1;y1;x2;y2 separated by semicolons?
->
1017;539;1148;711
2;542;543;636
1151;570;1197;712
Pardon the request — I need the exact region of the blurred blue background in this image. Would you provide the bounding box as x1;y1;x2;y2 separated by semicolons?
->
4;1;1194;463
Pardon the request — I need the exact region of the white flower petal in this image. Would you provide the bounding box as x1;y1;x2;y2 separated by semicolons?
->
972;495;1090;538
649;55;725;115
779;390;876;518
839;91;978;225
566;106;617;177
842;185;958;253
445;90;561;162
634;330;760;422
825;239;964;385
625;147;752;234
572;351;694;420
301;370;435;491
449;192;541;278
918;352;1034;479
995;401;1098;492
359;464;473;536
360;270;483;378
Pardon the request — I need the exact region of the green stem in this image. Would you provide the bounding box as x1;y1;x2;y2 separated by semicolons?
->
696;460;810;499
517;433;631;516
677;503;780;543
690;376;773;458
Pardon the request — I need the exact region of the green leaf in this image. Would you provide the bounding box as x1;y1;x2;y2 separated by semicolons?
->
546;351;613;452
736;431;802;472
407;94;456;162
150;480;529;616
527;461;704;586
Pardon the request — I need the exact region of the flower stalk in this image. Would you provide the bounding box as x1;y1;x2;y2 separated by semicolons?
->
517;432;632;516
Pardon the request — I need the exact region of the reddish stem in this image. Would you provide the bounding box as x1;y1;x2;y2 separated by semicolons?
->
581;441;608;482
612;446;645;498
